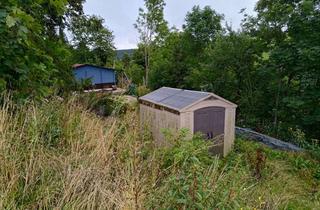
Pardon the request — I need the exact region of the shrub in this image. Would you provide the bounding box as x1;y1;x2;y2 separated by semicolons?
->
136;85;150;97
147;136;219;209
77;93;128;117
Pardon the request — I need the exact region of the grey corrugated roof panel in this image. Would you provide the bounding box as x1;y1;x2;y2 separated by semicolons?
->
141;87;181;103
140;87;210;111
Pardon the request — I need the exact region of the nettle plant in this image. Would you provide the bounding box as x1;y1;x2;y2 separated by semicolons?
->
148;131;221;209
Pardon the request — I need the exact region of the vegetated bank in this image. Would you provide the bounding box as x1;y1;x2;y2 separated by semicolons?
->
0;94;319;209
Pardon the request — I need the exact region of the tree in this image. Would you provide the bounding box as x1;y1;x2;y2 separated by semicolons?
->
23;0;85;40
0;0;75;99
177;6;224;89
187;32;264;125
70;15;115;66
148;6;224;90
149;31;189;89
114;51;145;86
183;5;223;52
243;0;320;140
134;0;168;86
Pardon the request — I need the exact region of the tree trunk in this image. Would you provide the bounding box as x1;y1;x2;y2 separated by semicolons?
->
273;77;281;136
144;44;149;87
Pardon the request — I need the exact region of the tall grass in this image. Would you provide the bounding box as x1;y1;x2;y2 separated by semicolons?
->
0;95;319;209
0;96;153;209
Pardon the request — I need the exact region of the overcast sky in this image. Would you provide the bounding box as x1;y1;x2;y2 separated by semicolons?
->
84;0;258;49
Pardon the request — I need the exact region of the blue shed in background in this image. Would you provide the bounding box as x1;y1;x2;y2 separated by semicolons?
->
73;64;116;89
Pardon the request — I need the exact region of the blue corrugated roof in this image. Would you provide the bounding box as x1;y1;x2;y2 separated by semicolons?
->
73;64;115;72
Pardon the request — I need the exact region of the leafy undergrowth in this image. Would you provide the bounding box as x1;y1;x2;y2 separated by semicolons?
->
0;96;319;209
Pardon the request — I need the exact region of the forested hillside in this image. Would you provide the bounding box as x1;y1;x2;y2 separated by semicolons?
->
121;0;320;147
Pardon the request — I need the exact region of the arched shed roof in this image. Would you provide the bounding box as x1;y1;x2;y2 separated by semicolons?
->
139;87;237;112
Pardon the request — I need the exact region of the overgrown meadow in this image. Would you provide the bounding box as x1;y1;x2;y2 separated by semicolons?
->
0;94;319;209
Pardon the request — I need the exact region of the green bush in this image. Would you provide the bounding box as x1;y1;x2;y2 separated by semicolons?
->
147;135;218;209
136;85;150;97
77;93;128;117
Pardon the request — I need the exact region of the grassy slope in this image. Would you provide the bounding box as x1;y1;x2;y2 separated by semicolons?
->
0;96;319;209
226;140;319;209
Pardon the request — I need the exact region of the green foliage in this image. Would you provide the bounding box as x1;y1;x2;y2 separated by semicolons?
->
239;0;320;141
0;79;6;92
147;135;320;209
183;5;223;45
148;136;217;209
72;78;93;91
126;63;145;85
149;31;190;89
188;32;265;125
117;51;145;86
0;1;55;99
134;0;169;86
148;4;225;90
135;0;169;44
70;15;115;66
128;1;320;145
0;0;114;100
78;93;129;117
0;0;86;99
136;85;150;97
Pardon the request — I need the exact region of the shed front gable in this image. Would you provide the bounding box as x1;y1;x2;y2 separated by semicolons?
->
181;95;237;113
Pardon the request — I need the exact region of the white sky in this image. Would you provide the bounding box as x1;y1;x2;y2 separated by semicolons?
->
84;0;257;49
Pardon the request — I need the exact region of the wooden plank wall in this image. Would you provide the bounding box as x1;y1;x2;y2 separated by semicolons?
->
140;104;180;146
180;112;193;139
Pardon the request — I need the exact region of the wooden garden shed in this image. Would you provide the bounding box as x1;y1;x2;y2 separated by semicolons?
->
139;87;237;156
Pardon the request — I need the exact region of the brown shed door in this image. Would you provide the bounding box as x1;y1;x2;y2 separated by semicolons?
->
194;107;225;155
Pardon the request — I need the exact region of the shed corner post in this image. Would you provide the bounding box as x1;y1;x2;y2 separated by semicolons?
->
223;107;236;156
